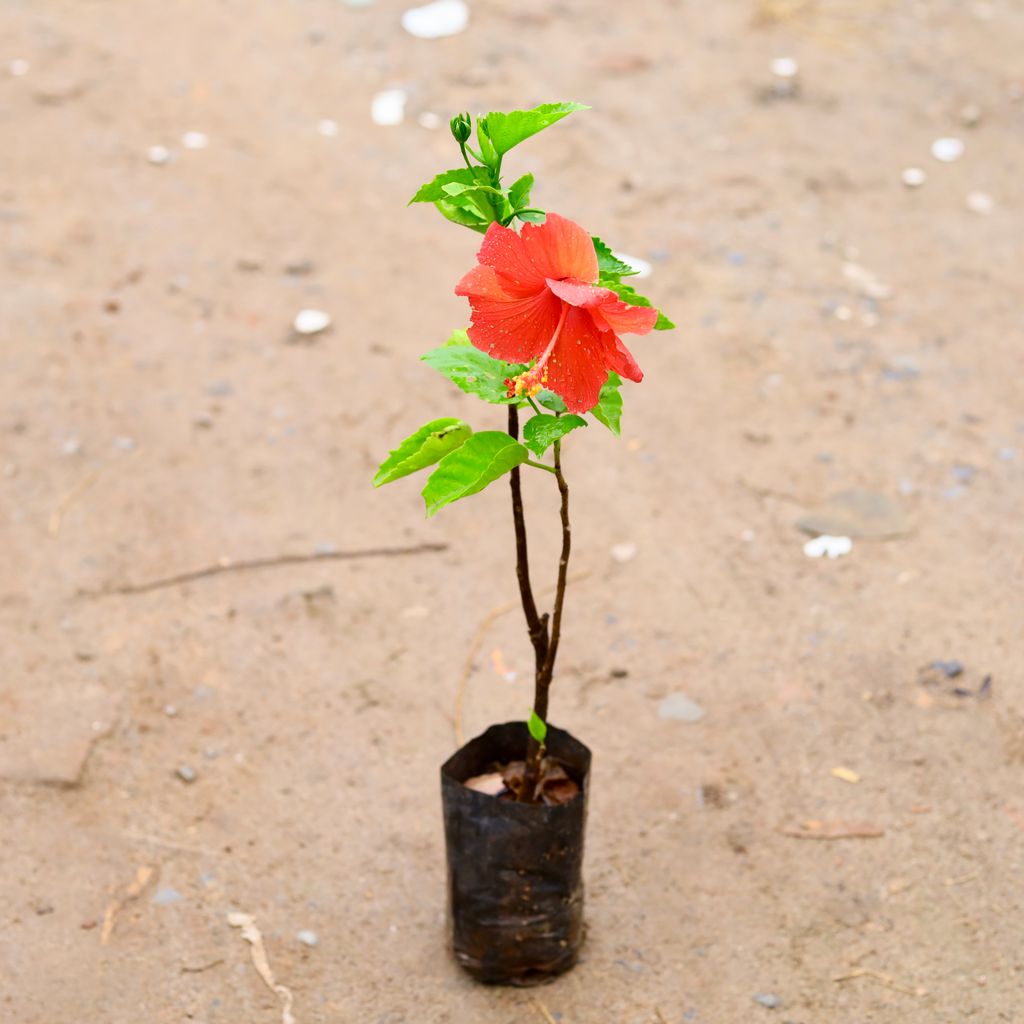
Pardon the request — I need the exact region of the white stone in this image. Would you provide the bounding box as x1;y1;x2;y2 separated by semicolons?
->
965;190;994;215
770;56;799;79
803;535;853;559
417;111;442;130
931;137;964;163
611;542;638;563
371;89;406;126
293;309;331;335
317;119;339;137
181;131;209;150
146;145;171;165
658;693;706;723
901;167;926;187
401;0;469;39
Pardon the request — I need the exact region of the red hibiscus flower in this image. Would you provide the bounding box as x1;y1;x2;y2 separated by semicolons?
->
454;213;658;414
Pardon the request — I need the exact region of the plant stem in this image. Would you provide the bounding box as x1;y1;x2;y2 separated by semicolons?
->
524;439;572;794
507;405;550;696
524;459;556;475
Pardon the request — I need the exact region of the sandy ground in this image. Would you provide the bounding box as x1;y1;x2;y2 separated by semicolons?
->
2;0;1023;1021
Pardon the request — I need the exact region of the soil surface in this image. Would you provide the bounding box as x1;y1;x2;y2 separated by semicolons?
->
2;1;1022;1021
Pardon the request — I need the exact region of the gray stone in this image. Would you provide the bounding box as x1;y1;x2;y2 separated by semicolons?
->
153;887;183;905
658;693;705;723
797;489;911;540
754;992;782;1009
176;763;197;784
296;929;319;947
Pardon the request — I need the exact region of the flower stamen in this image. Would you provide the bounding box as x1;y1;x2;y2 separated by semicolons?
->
505;303;568;400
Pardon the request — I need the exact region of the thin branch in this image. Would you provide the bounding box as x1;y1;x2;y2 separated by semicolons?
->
525;438;571;789
83;543;448;597
538;440;572;694
507;405;549;669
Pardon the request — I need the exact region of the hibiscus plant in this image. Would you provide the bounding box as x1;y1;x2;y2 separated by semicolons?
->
374;103;673;800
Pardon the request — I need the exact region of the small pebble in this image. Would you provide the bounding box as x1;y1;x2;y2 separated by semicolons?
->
9;59;29;77
317;118;339;137
176;763;197;784
146;145;171;165
754;993;782;1009
901;167;926;188
181;131;209;150
803;535;853;559
966;190;994;215
658;693;706;723
113;435;136;451
417;111;442;130
153;887;183;905
951;464;976;483
930;660;964;678
931;137;964;163
284;258;314;276
770;56;798;79
61;437;82;456
163;704;178;717
371;89;406;126
293;309;331;335
401;0;469;39
611;542;638;563
960;103;983;127
296;929;319;947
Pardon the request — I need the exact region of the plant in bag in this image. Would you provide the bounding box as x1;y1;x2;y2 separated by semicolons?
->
375;103;673;985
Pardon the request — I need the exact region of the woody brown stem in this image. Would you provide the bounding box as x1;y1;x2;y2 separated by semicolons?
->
507;405;550;685
524;438;571;795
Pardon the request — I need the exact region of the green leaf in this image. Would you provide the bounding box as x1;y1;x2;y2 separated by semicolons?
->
421;341;525;404
435;197;489;232
374;418;473;487
527;710;548;745
592;236;638;277
476;116;498;166
441;181;510;223
482;102;589;156
515;209;546;224
600;279;676;331
508;173;534;210
422;432;530;516
589;372;623;435
409;168;480;204
536;389;567;414
443;328;471;347
522;414;587;456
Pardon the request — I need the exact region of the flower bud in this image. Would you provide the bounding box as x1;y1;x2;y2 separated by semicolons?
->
450;112;472;144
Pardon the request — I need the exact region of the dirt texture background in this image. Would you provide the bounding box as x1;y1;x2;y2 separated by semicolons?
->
2;1;1023;1021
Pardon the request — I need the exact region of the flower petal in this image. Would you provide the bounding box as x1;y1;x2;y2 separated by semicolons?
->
605;332;644;383
544;307;620;413
521;213;599;285
464;287;564;364
476;223;547;296
589;291;659;336
545;277;607;308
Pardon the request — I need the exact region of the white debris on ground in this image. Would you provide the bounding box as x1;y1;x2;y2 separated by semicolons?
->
966;190;994;214
293;309;331;335
146;145;171;165
611;542;638;563
901;167;926;188
803;535;853;559
931;137;964;162
317;118;339;137
181;131;209;150
371;88;407;126
227;913;296;1024
770;56;799;79
401;0;469;39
